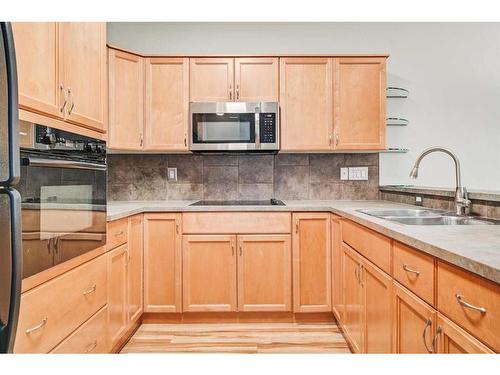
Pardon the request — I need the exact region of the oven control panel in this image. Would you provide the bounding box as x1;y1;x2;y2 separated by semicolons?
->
259;113;276;143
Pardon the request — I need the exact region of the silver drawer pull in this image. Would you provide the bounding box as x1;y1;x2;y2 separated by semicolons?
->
114;230;124;236
83;284;97;295
85;340;98;353
403;264;420;276
456;294;487;314
422;318;433;353
25;317;47;334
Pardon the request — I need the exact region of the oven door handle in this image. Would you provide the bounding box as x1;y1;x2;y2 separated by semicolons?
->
21;157;106;171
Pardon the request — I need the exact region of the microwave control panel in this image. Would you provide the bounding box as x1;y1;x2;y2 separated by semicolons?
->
260;113;276;143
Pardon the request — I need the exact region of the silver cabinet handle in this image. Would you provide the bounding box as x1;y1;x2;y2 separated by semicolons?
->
239;243;242;256
68;89;75;115
184;135;187;147
25;317;48;334
83;284;97;296
231;241;235;256
176;222;180;234
354;263;360;283
85;340;98;353
236;84;240;100
140;133;143;148
60;84;68;114
422;318;433;353
403;264;420;276
359;264;364;286
455;294;487;314
431;325;442;354
229;83;232;100
295;221;299;233
115;230;124;236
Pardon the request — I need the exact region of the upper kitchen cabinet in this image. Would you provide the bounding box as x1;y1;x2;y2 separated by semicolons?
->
280;57;334;151
190;58;234;102
144;58;189;151
12;22;61;118
234;58;279;101
333;57;386;150
108;49;144;150
59;23;107;132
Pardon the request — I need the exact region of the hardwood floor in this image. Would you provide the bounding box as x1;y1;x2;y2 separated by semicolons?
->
120;322;351;353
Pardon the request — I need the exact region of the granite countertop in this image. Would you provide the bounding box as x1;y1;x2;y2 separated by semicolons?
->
107;200;500;284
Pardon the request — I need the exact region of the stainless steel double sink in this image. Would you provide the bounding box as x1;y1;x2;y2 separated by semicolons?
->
357;208;500;225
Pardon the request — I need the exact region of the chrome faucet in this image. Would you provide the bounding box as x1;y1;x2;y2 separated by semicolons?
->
409;147;471;216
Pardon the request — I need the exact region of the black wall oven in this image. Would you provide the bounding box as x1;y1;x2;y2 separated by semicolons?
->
17;122;106;279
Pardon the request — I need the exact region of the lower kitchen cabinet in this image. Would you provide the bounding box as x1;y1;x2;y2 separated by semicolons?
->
292;213;332;312
342;244;364;353
183;235;237;312
435;314;494;354
127;215;143;322
143;213;182;312
237;235;292;312
393;282;437;353
331;215;343;323
107;244;128;348
362;257;392;353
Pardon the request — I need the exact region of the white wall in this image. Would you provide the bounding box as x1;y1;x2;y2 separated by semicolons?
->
107;22;500;191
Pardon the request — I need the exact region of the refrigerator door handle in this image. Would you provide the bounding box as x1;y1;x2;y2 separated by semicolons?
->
0;22;20;187
0;188;22;353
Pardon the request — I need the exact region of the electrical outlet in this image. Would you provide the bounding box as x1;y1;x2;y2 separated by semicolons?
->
340;167;349;180
167;167;178;181
348;167;369;181
415;196;423;206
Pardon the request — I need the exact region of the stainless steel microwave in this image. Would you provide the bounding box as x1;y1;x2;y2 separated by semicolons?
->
189;102;279;152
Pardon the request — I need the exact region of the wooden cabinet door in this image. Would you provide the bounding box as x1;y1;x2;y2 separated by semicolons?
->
60;22;107;132
280;57;333;151
333;57;386;150
393;282;437;353
342;244;364;353
292;213;331;312
12;22;61;118
108;49;144;150
127;215;143;323
362;258;393;353
331;215;343;323
144;58;189;151
107;244;128;348
143;213;182;313
234;58;279;101
237;235;292;312
435;314;493;354
183;235;237;312
190;58;234;102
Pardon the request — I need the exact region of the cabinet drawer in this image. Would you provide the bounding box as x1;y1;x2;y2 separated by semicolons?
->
437;261;500;351
14;255;107;353
341;220;391;274
51;306;109;353
182;212;291;234
107;218;128;250
393;242;435;306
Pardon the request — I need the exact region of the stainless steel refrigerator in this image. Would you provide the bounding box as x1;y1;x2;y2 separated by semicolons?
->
0;22;22;354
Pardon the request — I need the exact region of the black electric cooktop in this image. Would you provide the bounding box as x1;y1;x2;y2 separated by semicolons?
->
190;199;285;206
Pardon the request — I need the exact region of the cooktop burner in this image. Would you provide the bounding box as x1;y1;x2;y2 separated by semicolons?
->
190;199;285;206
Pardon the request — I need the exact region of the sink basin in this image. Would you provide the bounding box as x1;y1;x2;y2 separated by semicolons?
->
357;208;500;225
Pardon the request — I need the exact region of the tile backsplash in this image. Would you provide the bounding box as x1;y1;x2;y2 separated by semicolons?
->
107;153;380;201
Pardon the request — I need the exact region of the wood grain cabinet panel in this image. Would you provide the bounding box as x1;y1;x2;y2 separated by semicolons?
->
190;58;234;102
292;213;332;312
437;261;500;352
108;49;144;150
393;282;437;353
280;57;333;151
234;58;279;101
143;213;182;313
107;218;128;250
12;22;61;118
107;244;128;348
127;215;143;323
362;257;393;353
342;244;364;353
145;58;189;151
333;57;386;150
393;242;435;306
51;306;109;354
331;215;344;323
237;235;292;312
183;235;237;312
435;314;494;354
59;22;107;132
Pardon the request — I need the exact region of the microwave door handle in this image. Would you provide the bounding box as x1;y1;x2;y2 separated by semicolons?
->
255;113;260;149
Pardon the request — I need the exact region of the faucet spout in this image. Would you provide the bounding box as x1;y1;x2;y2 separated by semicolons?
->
409;147;470;216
